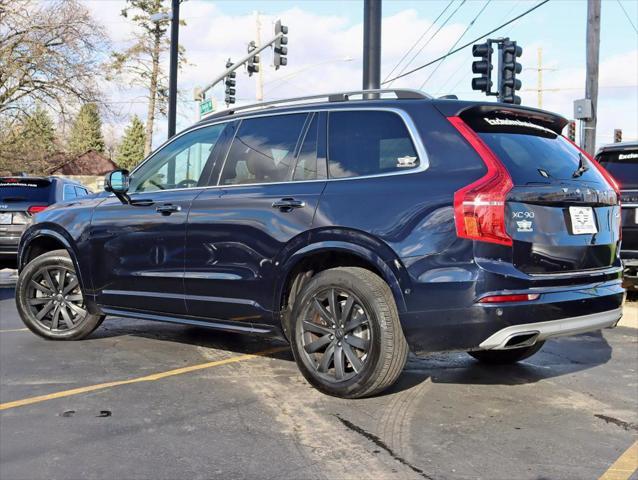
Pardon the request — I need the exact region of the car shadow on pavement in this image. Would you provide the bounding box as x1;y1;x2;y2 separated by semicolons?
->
89;317;614;395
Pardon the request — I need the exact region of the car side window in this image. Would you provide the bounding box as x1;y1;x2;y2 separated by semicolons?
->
129;124;226;193
328;111;419;179
219;113;307;186
63;184;76;200
74;186;88;197
293;113;326;181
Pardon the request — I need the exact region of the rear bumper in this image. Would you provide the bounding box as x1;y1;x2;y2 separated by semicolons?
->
400;279;625;353
478;308;622;350
0;236;20;257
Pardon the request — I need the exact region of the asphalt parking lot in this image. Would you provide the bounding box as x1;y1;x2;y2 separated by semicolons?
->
1;268;637;480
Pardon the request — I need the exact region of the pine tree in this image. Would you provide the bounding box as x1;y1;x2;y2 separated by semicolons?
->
0;106;57;174
68;103;105;154
116;115;146;170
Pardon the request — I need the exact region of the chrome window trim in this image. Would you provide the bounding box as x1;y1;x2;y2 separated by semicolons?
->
123;106;430;197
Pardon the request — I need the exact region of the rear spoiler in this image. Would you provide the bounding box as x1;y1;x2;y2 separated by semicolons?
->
433;101;568;135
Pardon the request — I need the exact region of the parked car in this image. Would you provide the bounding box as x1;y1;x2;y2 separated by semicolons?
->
596;141;638;290
0;176;91;270
14;90;625;398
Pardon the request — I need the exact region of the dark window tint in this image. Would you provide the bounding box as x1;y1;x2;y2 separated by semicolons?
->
597;149;638;189
467;116;607;185
0;178;52;203
293;114;325;181
328;111;419;179
63;184;77;200
220;114;307;185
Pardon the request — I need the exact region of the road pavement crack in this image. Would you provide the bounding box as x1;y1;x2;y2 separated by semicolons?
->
334;414;434;480
595;414;638;432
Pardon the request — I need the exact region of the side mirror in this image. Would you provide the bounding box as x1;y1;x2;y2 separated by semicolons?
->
104;169;130;204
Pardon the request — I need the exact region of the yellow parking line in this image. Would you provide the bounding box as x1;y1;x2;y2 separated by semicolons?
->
0;346;287;411
599;440;638;480
0;328;28;333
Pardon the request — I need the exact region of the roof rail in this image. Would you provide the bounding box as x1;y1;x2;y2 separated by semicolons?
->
203;89;431;120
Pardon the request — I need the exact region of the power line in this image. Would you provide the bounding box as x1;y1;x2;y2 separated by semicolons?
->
616;0;638;34
381;0;550;86
420;0;491;90
382;0;455;83
387;0;467;86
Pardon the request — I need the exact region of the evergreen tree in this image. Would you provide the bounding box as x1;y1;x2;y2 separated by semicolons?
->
116;115;146;170
0;106;57;174
68;103;105;154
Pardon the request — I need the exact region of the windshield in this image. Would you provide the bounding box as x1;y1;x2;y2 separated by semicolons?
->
596;149;638;189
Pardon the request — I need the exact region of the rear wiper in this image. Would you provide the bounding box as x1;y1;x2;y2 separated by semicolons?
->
0;196;27;202
572;153;590;178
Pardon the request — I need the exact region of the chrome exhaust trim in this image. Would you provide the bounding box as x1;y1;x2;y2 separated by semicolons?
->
479;308;623;350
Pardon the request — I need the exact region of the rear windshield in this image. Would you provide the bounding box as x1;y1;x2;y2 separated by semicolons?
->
596;149;638;189
467;116;607;185
0;178;52;203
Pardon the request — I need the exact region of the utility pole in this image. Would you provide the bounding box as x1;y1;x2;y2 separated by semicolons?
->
537;47;543;108
583;0;601;155
167;0;180;139
254;11;265;101
363;0;382;92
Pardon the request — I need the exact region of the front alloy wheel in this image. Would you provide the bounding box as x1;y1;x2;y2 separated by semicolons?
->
16;249;104;340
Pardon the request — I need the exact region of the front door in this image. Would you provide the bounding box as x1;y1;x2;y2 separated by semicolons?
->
89;123;228;315
184;112;327;327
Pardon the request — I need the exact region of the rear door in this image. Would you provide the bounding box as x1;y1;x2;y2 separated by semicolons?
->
464;113;620;274
596;147;638;253
184;112;327;327
0;177;53;255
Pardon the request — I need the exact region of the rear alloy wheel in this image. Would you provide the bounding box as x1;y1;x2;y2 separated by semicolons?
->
290;267;408;398
16;249;104;340
468;341;545;364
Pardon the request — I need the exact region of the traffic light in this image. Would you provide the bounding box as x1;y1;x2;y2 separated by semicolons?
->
224;59;236;106
614;129;622;143
471;42;493;94
274;20;288;69
247;41;260;77
499;40;522;104
567;120;576;142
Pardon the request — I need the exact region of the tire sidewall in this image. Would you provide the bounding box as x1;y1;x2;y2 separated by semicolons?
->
15;250;101;340
290;269;392;398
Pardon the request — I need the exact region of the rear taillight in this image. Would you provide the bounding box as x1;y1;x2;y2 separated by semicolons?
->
478;293;540;303
448;116;514;246
27;205;48;215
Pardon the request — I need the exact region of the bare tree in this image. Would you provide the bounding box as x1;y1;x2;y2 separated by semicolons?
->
109;0;185;156
0;0;108;120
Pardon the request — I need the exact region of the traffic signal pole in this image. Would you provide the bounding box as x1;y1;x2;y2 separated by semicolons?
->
362;0;382;93
198;32;285;101
583;0;601;155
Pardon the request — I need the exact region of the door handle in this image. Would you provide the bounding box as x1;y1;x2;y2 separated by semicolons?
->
156;204;181;215
272;198;305;210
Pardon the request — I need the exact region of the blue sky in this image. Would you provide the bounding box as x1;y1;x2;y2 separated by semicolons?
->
90;0;638;149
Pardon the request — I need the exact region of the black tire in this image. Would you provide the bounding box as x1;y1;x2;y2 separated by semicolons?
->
15;249;104;340
468;341;545;365
290;267;408;398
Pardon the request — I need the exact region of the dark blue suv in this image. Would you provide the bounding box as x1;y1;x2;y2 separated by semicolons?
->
15;90;625;398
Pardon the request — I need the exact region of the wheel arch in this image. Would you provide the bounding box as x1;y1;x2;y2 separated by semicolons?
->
274;239;410;338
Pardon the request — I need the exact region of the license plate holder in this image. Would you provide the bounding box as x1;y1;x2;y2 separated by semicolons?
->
0;212;11;225
569;206;597;235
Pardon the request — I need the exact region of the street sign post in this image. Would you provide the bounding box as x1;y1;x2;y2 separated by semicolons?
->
199;99;214;116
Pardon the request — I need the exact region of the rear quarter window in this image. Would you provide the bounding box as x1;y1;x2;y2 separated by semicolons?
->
328;110;419;178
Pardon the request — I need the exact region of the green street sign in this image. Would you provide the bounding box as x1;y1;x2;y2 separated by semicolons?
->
200;99;214;116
